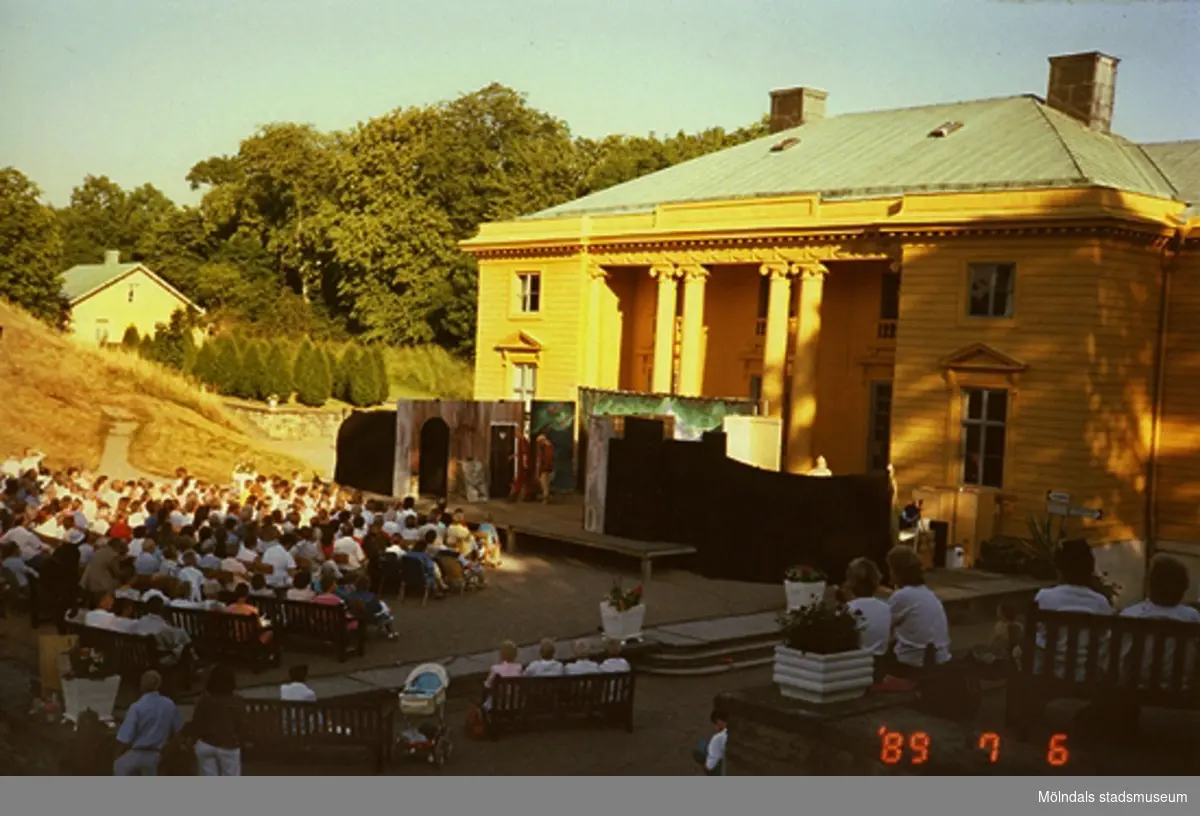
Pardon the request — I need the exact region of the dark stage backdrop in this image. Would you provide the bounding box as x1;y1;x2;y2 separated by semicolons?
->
530;400;576;493
335;409;398;496
604;419;891;584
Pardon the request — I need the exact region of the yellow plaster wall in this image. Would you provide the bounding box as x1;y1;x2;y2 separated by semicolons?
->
472;255;587;402
700;265;760;399
1157;246;1200;544
67;269;189;346
890;236;1159;543
615;270;656;392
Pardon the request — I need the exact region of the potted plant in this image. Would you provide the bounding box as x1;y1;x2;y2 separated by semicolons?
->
784;565;827;611
773;604;874;704
59;645;120;726
600;580;646;643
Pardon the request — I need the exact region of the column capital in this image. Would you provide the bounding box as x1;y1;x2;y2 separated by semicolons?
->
759;261;793;279
793;262;829;280
587;262;609;280
650;263;681;281
679;264;709;282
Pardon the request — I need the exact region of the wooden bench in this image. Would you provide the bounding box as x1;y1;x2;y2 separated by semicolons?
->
486;672;636;738
238;693;395;772
166;606;281;672
245;596;367;662
60;620;195;689
1005;605;1200;738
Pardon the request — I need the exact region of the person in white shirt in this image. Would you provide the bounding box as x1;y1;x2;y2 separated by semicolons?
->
177;551;205;602
235;539;259;565
564;639;600;675
598;638;632;673
524;638;565;677
885;546;952;672
843;557;892;667
280;664;318;702
84;594;137;633
1;520;48;564
261;533;298;589
285;571;317;601
332;528;365;572
1119;555;1200;688
699;709;728;776
399;516;422;544
1033;539;1113;680
1;543;37;588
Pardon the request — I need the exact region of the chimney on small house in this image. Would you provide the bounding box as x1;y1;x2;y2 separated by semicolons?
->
1046;51;1119;133
768;87;827;134
104;249;120;265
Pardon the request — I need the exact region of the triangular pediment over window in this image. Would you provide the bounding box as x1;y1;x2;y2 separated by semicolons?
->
940;343;1027;374
495;331;543;353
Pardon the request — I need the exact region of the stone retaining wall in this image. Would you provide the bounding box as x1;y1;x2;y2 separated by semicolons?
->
225;402;347;442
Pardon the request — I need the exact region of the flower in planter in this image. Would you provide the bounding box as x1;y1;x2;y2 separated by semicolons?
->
784;565;827;584
777;604;861;655
605;580;644;612
65;646;116;681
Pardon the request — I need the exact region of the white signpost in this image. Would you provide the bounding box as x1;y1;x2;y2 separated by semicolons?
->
1046;490;1103;521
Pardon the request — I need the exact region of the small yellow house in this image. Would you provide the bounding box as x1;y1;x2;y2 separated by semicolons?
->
462;51;1200;592
62;250;202;345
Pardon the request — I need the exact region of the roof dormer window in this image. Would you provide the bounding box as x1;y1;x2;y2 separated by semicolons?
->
928;121;964;138
770;136;800;153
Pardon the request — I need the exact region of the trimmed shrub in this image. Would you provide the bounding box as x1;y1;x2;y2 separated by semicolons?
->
212;334;243;396
121;325;140;348
371;345;390;404
192;341;219;387
332;346;353;402
238;341;267;400
294;340;331;407
263;341;295;403
348;346;380;407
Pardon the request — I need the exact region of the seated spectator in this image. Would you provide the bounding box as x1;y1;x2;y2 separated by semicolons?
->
483;640;523;710
248;573;275;597
1;541;37;590
598;638;631;673
565;639;600;675
476;513;502;567
127;526;149;557
399;515;421;545
1120;554;1200;688
884;546;951;675
134;539;162;576
196;542;221;572
987;602;1024;668
700;709;727;776
332;524;365;572
223;584;273;644
114;565;143;601
843;557;891;670
133;596;194;667
313;579;359;632
177;551;205;602
343;576;397;639
1034;539;1113;680
286;570;317;602
524;638;565;676
280;663;317;702
169;582;205;609
409;535;446;597
199;580;226;610
262;532;297;589
158;545;181;579
84;593;137;633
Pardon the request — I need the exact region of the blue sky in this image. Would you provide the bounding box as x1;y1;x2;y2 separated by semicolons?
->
2;0;1197;205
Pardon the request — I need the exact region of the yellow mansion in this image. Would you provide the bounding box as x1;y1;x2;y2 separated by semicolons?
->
462;52;1200;581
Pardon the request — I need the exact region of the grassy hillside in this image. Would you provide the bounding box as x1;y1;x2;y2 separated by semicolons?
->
384;344;474;400
0;300;312;483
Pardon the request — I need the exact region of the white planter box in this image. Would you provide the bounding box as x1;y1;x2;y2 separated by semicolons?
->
773;645;873;704
784;580;826;611
61;675;121;725
600;602;647;643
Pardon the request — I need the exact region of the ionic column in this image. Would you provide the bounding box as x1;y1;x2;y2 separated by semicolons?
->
585;264;608;386
677;265;709;397
759;262;793;417
650;264;680;393
786;262;828;473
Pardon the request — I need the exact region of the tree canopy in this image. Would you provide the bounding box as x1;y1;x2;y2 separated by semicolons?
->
1;86;768;353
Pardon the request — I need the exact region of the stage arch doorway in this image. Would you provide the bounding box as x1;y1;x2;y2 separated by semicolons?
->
418;417;450;497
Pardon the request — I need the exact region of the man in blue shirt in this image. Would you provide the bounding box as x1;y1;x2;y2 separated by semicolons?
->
113;670;183;776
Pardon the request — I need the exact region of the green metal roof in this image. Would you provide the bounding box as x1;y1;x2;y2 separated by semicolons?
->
61;262;142;303
526;95;1184;220
1141;140;1200;205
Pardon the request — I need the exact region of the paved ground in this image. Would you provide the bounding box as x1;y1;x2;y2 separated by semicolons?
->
245;666;771;776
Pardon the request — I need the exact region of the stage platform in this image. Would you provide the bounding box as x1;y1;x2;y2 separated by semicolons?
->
462;495;695;583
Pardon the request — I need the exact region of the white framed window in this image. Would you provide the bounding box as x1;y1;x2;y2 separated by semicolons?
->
961;387;1008;488
511;362;538;406
516;272;541;314
967;263;1015;318
94;319;111;345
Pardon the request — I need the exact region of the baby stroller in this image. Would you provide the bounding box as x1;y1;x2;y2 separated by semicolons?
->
396;663;452;767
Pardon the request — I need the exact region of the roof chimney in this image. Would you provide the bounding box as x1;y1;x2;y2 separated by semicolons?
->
769;87;827;134
104;249;120;265
1046;51;1119;133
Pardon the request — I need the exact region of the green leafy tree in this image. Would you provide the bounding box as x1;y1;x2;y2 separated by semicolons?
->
0;168;65;322
347;346;380;407
192;340;219;387
57;175;177;268
371;346;390;404
121;325;140;348
239;341;267;400
294;340;331;407
212;334;243;396
263;341;295;402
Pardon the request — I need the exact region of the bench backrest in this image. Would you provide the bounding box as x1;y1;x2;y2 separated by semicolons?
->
240;696;394;742
168;606;264;643
64;621;159;674
491;672;636;717
253;597;353;637
1021;606;1200;701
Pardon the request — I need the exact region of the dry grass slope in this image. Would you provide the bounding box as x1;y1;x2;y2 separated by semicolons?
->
0;300;311;483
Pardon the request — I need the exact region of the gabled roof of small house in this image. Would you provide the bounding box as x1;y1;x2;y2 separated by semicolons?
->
524;95;1190;220
61;257;203;312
